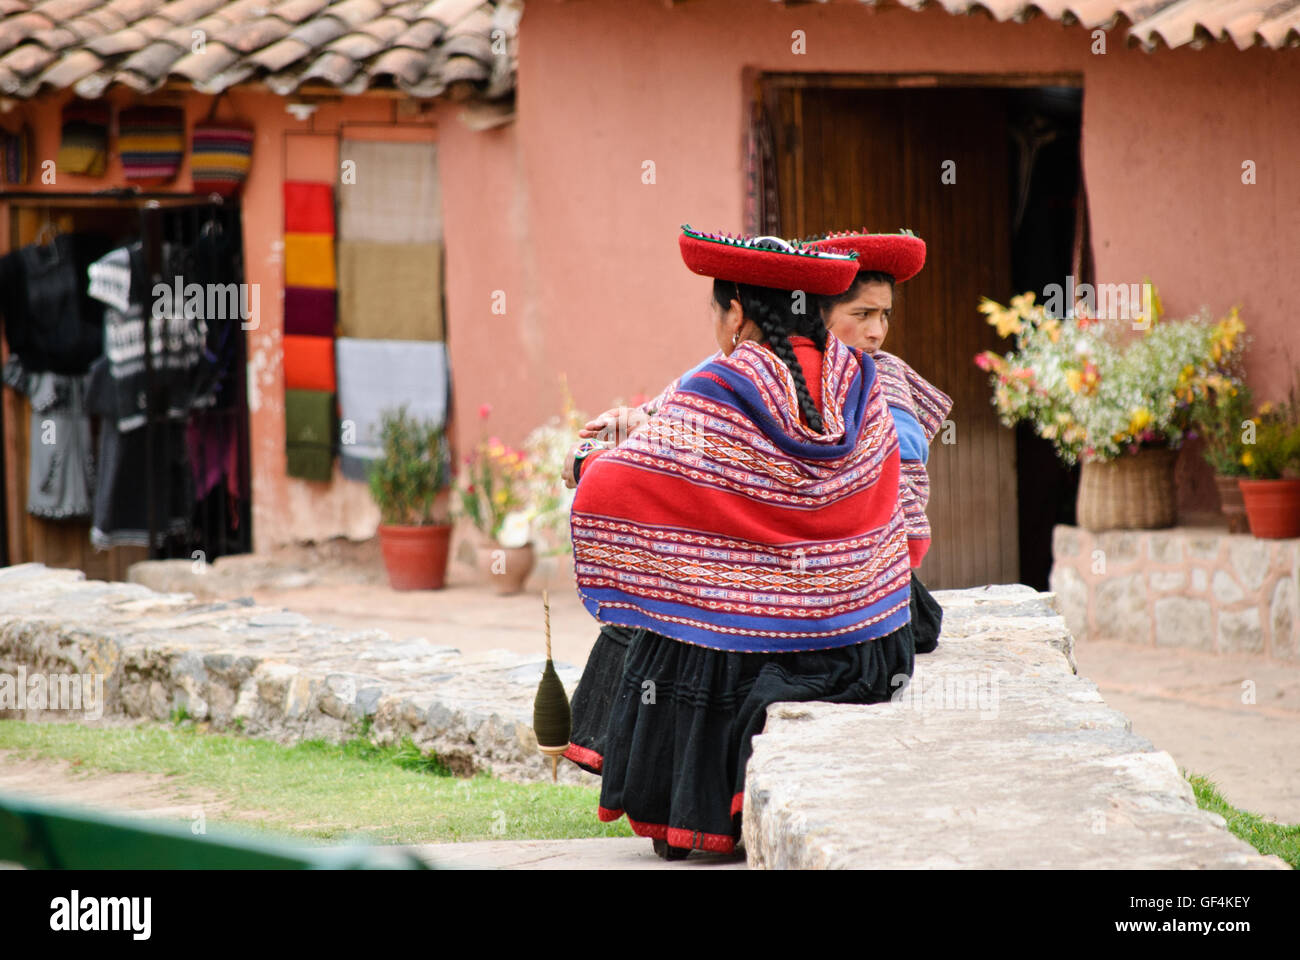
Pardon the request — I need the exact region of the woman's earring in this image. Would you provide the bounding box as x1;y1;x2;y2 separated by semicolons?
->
732;333;739;346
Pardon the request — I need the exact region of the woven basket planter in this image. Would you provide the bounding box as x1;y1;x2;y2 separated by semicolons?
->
1076;446;1178;532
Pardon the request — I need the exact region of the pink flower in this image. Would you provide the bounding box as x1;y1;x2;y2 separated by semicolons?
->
479;403;493;420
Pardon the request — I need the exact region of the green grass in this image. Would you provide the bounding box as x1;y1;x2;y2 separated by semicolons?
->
0;718;632;846
1189;773;1299;868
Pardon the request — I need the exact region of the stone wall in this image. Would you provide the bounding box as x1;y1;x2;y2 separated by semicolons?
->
1049;525;1299;659
743;584;1286;869
0;564;594;785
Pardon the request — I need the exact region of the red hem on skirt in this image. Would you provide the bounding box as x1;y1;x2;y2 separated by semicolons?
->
598;803;744;854
563;742;604;772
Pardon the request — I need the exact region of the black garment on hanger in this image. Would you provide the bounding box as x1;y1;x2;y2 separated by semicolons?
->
3;233;112;374
85;354;193;549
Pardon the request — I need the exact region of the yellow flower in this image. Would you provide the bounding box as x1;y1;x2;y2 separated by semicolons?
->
1128;408;1152;434
977;298;1002;316
1010;292;1036;314
1065;370;1084;393
1241;451;1254;468
986;308;1022;338
1039;317;1061;343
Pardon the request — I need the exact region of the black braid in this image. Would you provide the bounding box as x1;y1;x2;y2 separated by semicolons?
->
715;280;825;434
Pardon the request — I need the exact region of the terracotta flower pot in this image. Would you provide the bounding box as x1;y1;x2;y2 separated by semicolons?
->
1213;474;1249;534
476;542;535;595
1238;478;1300;540
378;524;452;590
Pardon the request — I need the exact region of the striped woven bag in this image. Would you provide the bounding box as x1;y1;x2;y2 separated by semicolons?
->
191;95;253;197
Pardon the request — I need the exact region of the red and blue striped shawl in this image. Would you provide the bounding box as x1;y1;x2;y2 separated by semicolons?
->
570;336;911;653
871;350;954;568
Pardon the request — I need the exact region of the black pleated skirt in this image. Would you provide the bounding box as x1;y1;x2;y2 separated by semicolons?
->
563;570;943;853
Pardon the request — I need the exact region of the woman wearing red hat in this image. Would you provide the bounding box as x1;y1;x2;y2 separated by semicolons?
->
560;226;916;860
806;231;952;656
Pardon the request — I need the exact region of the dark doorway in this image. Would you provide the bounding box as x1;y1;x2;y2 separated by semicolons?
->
1006;87;1085;589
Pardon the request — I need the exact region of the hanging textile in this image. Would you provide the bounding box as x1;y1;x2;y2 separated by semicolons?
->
284;286;336;337
285;388;335;483
2;356;94;521
282;180;337;481
85;355;194;549
0;233;110;374
337;141;440;243
118;106;186;184
335;338;447;481
191;96;253;197
89;243;208;433
0;124;31;185
56;100;110;177
336;241;442;341
283;334;336;393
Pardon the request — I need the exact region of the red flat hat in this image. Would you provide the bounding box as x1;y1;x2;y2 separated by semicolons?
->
679;225;859;295
805;230;926;284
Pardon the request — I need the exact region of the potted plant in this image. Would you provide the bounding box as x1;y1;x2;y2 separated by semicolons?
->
369;406;453;590
975;288;1246;532
1189;375;1252;532
1238;384;1300;539
456;405;536;594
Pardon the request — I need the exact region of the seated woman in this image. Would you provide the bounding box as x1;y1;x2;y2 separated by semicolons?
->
561;226;916;859
809;231;953;654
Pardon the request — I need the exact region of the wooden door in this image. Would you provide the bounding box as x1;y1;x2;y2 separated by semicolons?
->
762;83;1019;589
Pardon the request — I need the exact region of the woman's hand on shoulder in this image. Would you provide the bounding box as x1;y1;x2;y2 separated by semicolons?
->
579;406;649;443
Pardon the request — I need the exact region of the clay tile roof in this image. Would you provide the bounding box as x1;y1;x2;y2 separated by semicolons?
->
0;0;517;98
881;1;1300;50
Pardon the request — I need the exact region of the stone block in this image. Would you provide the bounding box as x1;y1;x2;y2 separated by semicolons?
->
1149;570;1186;592
1094;575;1149;644
1218;608;1263;655
1212;570;1244;604
1228;539;1271;592
1271;577;1298;660
1053;525;1081;558
1147;533;1183;565
1095;531;1140;566
1154;597;1214;652
1048;565;1088;643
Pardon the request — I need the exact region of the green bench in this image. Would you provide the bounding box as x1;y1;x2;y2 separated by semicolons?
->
0;791;431;869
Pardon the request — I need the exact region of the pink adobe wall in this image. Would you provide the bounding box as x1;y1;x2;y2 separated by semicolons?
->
5;0;1296;554
446;0;1299;511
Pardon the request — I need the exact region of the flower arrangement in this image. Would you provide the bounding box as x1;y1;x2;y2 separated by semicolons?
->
456;404;534;545
974;289;1247;465
367;406;450;525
